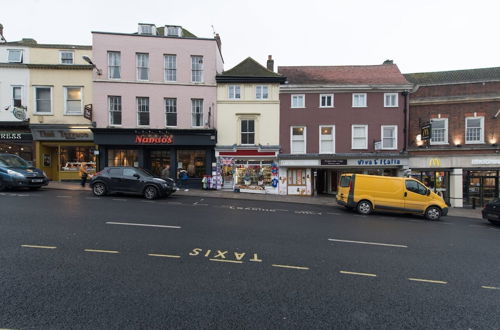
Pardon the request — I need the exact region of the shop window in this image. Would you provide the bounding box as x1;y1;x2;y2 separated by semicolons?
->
319;125;335;153
107;149;139;167
165;98;177;126
177;150;205;178
0;142;32;161
288;169;306;185
60;146;96;172
64;87;83;115
235;162;273;190
137;97;150;126
291;126;306;154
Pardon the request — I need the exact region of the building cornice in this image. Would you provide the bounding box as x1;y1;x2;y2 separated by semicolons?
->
409;93;500;106
280;84;413;92
93;79;217;87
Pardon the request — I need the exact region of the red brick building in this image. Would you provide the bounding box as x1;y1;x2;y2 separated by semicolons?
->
405;67;500;207
277;62;412;196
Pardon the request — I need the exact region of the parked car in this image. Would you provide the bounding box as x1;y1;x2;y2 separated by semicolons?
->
482;198;500;225
336;173;448;220
89;166;177;200
0;153;49;191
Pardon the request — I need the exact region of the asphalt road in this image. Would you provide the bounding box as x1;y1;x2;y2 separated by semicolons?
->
0;189;499;329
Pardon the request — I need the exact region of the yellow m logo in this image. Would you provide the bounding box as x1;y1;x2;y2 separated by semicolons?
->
429;158;441;167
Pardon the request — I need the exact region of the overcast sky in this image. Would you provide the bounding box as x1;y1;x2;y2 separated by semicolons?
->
2;0;499;73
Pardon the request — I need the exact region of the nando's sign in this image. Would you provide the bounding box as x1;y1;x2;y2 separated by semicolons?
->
135;134;173;144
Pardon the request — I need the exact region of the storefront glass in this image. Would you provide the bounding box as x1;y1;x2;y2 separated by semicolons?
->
108;149;139;167
463;170;499;207
177;150;206;178
60;146;96;172
0;142;33;161
234;160;273;191
150;150;171;178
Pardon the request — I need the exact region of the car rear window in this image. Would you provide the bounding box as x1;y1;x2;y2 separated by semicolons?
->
340;176;351;187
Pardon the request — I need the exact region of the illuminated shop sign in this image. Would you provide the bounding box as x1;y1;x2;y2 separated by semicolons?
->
134;134;173;144
355;159;403;166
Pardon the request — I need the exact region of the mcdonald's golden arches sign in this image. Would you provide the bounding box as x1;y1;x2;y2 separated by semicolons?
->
428;158;442;167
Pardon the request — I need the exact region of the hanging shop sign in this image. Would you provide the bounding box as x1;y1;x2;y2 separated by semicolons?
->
421;122;431;140
83;104;93;121
134;134;173;144
320;159;347;166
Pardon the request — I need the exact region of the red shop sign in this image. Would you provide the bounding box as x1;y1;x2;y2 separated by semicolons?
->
135;135;173;144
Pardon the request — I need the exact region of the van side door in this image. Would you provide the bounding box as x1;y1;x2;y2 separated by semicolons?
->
404;179;430;213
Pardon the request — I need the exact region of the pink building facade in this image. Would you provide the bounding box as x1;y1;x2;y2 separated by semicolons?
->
90;24;223;183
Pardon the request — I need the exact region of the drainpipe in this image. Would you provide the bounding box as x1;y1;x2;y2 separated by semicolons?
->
402;90;410;152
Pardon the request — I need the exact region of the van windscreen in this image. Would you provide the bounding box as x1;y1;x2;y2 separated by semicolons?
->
340;176;351;187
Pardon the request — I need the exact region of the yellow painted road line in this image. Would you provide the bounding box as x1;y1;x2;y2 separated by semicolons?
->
482;286;500;290
21;244;57;249
84;249;119;254
148;253;181;259
272;264;309;270
209;259;243;264
340;270;377;277
408;278;447;284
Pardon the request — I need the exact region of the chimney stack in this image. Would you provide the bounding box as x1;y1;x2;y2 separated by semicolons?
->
0;24;5;42
383;59;394;65
215;33;221;51
267;55;274;71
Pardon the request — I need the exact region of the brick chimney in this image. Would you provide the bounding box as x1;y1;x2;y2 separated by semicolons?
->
383;59;394;65
267;55;274;71
215;33;221;52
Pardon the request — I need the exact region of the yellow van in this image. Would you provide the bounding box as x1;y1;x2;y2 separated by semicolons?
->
336;174;448;220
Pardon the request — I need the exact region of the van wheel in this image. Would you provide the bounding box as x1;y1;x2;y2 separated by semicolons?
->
425;206;441;221
92;182;107;196
144;186;158;200
357;200;372;215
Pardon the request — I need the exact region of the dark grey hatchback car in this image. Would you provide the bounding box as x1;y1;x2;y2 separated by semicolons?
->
89;167;177;200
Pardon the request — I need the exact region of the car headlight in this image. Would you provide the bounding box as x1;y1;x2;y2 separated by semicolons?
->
7;169;25;178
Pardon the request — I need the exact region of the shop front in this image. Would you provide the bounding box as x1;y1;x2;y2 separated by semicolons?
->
92;129;216;188
0;126;34;161
215;147;280;194
31;125;96;181
409;155;500;208
279;156;409;196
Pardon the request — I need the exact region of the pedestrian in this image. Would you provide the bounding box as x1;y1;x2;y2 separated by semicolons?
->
180;170;189;191
79;162;88;187
201;175;208;190
161;164;170;179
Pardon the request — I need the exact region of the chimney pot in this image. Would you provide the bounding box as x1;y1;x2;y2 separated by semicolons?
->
267;55;274;72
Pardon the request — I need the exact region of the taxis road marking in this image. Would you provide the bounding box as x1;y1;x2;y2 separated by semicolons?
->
328;238;407;248
106;221;181;229
21;244;57;249
209;259;243;264
84;249;119;254
340;270;377;277
148;253;181;259
272;264;309;270
408;278;447;284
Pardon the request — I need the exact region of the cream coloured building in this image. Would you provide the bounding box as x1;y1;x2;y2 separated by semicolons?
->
215;56;285;193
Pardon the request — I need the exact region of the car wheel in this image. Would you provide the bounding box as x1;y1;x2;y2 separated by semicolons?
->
29;187;41;191
92;182;107;196
425;206;441;221
144;186;158;200
357;200;372;215
488;219;500;225
0;180;5;192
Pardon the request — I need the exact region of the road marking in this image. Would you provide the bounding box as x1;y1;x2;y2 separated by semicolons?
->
85;197;101;200
340;270;377;277
167;201;183;205
148;253;181;259
21;244;56;249
112;198;127;201
141;200;155;203
209;258;243;264
193;203;209;206
328;238;408;248
327;212;341;215
106;222;181;229
468;224;486;228
275;209;289;212
408;278;447;284
84;249;119;254
272;264;309;270
56;195;71;198
482;285;500;290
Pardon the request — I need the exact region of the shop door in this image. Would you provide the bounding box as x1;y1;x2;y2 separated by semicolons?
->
149;151;171;178
467;176;498;207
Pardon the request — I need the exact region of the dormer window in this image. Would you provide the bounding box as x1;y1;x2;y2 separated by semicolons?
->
166;26;181;37
138;24;156;35
8;49;23;63
60;51;74;64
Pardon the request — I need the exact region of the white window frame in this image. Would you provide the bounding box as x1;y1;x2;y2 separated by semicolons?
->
384;93;398;107
108;96;122;126
63;86;83;115
8;49;23;63
465;116;485;144
164;54;177;82
256;85;269;100
12;85;23;108
319;94;334;108
59;51;74;64
240;118;256;145
108;51;121;79
351;125;368;149
291;94;305;108
136;53;149;81
191;99;204;127
191;56;204;83
430;118;449;145
352;93;367;108
228;85;241;99
165;98;177;127
381;125;397;150
137;97;150;127
33;86;53;115
290;126;307;154
319;125;335;154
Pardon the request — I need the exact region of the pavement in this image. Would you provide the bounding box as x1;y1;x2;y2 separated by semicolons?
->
43;180;484;219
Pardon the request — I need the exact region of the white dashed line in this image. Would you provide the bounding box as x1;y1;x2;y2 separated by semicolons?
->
106;221;181;229
328;238;408;248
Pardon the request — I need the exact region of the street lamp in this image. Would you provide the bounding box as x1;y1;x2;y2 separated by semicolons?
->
82;55;102;75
